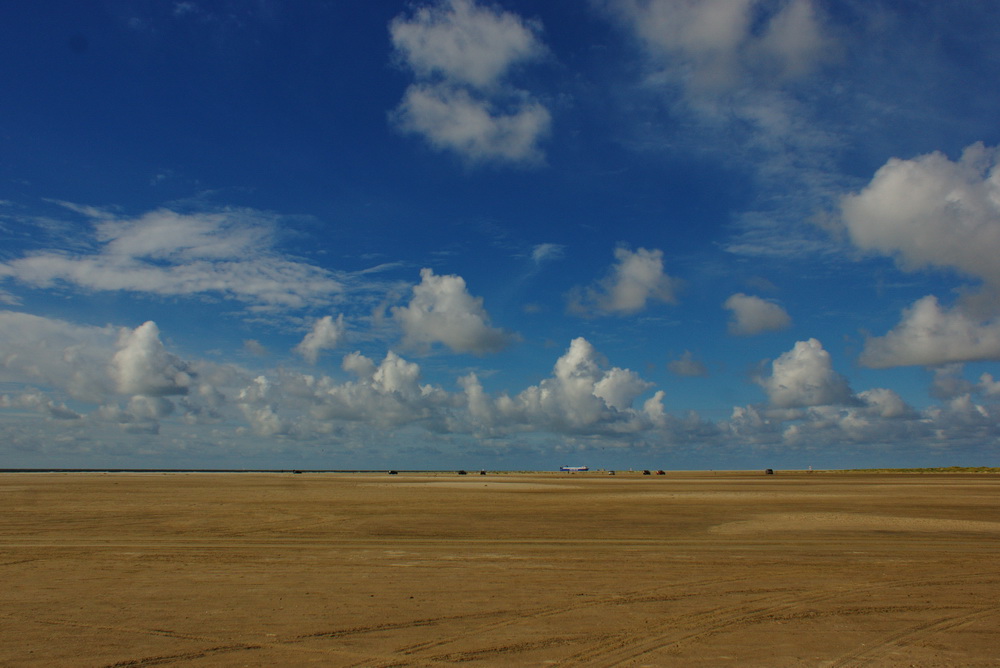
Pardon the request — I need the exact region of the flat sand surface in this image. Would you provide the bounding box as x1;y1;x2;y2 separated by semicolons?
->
2;471;999;667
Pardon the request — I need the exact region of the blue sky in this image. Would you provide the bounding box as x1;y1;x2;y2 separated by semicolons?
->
2;0;1000;470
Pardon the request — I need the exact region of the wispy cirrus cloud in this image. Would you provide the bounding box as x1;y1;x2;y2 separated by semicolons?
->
531;243;565;264
668;350;708;377
599;0;834;92
0;205;363;313
595;0;849;260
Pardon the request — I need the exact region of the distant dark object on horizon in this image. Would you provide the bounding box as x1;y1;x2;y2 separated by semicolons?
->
656;470;666;475
643;470;651;475
765;468;774;475
457;470;467;475
480;470;487;475
292;470;302;474
388;470;398;475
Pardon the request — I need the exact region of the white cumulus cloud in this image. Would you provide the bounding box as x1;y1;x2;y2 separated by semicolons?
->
0;391;81;420
0;312;229;436
301;350;451;427
857;387;913;419
392;268;517;354
570;247;679;316
841;142;1000;292
389;0;550;165
111;321;193;396
723;293;791;335
294;314;345;364
4;310;1000;459
860;295;1000;368
389;0;544;89
462;337;656;433
392;84;550;165
759;338;855;408
0;310;118;402
979;373;1000;397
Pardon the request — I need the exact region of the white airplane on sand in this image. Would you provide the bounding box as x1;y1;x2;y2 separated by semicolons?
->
560;466;589;472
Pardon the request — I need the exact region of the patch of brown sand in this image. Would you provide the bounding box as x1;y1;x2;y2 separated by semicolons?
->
1;471;998;667
388;481;579;490
711;511;1000;534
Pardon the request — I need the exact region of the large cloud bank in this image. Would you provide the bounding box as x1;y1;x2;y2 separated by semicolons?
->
460;337;657;434
3;311;998;463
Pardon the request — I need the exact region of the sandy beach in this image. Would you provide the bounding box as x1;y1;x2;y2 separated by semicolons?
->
1;471;998;666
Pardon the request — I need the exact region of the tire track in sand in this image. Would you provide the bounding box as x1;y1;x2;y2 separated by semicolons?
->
555;572;999;666
825;606;999;668
558;590;840;666
387;575;751;661
103;644;262;667
10;614;451;667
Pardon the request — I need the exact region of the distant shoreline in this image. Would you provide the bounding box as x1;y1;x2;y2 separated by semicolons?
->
1;467;997;474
